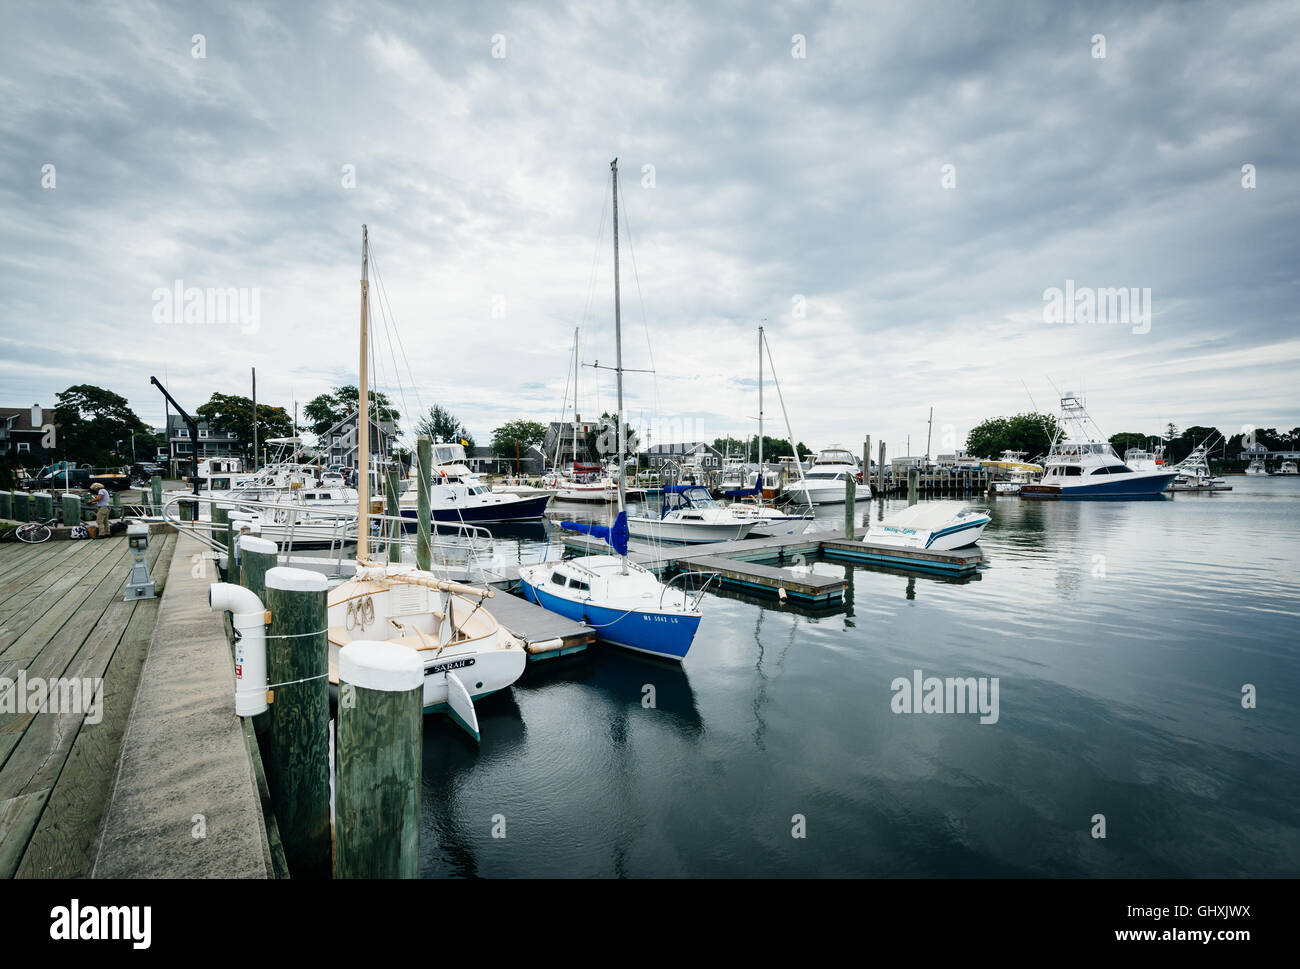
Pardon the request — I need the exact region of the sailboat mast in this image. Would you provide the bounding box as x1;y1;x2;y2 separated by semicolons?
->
611;158;627;573
573;327;579;471
758;323;764;484
357;225;371;560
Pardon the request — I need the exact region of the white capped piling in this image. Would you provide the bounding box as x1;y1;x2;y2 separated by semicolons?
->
264;566;331;878
13;491;30;521
34;491;53;522
334;640;423;879
60;493;79;526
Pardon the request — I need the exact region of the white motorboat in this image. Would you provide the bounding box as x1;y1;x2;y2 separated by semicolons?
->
866;502;991;551
1278;461;1298;475
1029;394;1177;497
722;492;815;537
399;442;552;523
1244;456;1270;475
325;225;526;742
1167;440;1231;491
782;447;866;505
983;450;1044;495
520;159;708;662
627;484;759;543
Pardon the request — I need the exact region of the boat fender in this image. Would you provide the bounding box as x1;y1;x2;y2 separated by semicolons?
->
209;583;269;716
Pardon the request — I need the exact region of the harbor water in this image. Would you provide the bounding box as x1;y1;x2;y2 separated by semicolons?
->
419;477;1300;877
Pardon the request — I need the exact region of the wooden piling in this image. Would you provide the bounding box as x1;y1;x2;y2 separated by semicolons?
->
34;492;53;522
13;491;30;522
386;470;401;563
212;506;235;582
877;441;886;495
0;491;10;520
908;467;919;506
111;490;121;518
151;475;163;511
334;640;423;879
863;436;871;490
239;535;278;603
844;473;857;538
416;435;432;571
264;566;332;879
179;498;194;522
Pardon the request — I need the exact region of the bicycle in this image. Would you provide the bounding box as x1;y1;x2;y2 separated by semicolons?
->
14;517;59;543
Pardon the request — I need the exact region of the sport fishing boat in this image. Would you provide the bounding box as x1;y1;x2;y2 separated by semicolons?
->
325;226;526;741
865;502;991;550
518;159;708;662
782;447;865;505
1024;393;1177;498
1167;439;1231;492
627;484;760;543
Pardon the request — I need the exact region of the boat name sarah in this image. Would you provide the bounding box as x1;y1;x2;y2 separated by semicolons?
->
429;657;477;674
890;669;1000;725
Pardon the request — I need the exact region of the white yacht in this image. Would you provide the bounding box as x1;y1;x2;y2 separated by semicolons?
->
627;485;758;543
782;448;866;505
866;502;991;551
1244;455;1270;475
1168;441;1231;491
1278;461;1298;475
400;442;552;523
1021;394;1177;498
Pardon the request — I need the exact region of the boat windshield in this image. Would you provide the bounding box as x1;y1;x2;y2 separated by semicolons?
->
663;486;718;511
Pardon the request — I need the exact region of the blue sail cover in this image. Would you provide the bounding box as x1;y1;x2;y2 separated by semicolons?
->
723;488;761;498
560;510;628;556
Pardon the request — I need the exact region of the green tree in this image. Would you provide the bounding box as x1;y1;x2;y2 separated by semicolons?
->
196;393;293;460
584;412;639;464
1109;432;1154;455
304;385;400;439
965;412;1057;460
53;385;149;466
417;404;474;451
491;420;548;471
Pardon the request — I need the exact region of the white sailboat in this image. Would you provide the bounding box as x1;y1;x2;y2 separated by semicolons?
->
519;159;706;662
325;226;526;741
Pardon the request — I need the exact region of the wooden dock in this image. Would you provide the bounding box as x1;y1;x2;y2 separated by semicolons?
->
486;591;594;661
0;531;176;878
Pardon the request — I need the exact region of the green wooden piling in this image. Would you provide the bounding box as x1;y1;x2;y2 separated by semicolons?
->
0;491;11;520
179;498;195;522
61;494;80;527
111;490;121;518
13;492;30;522
150;475;163;511
844;473;856;538
334;640;423;879
908;467;919;506
212;506;233;582
386;470;401;563
34;492;53;522
416;435;432;571
264;567;331;879
239;535;279;751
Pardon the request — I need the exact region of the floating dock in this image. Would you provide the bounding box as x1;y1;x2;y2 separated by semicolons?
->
485;591;594;661
555;527;984;596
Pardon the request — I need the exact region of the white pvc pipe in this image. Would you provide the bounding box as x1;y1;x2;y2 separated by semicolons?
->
209;583;269;716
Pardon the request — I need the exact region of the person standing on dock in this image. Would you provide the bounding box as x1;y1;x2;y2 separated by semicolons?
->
87;483;110;538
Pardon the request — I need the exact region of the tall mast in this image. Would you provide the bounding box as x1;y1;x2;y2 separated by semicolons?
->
357;225;371;560
925;405;933;466
611;158;627;571
572;326;579;470
758;322;764;489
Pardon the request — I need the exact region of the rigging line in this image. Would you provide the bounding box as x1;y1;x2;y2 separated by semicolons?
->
760;330;808;486
615;176;661;419
578;179;610;342
368;245;425;442
370;257;414;449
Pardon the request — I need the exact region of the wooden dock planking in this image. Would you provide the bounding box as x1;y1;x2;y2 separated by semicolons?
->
0;532;174;878
675;554;847;602
486;591;594;660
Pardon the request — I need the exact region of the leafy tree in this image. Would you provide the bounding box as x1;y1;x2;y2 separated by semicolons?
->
196;393;293;460
584;412;639;464
417;404;474;451
492;420;548;470
1109;432;1156;455
304;385;400;439
53;385;149;466
965;412;1058;460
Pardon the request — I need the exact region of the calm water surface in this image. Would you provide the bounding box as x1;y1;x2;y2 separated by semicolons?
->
418;477;1300;877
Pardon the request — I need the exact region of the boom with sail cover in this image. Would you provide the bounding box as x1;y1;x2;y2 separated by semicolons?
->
559;510;628;557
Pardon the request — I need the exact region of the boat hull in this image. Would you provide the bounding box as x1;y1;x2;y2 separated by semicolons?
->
626;518;756;543
519;579;700;661
399;493;552;526
1057;471;1176;497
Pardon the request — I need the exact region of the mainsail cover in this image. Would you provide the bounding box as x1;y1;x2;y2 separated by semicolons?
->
560;510;628;556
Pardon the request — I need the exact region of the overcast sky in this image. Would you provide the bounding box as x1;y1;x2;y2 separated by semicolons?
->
3;0;1297;457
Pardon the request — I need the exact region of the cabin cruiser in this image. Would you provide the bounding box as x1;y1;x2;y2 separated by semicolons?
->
1278;461;1298;475
1024;394;1177;497
781;448;867;505
627;485;759;543
543;463;618;502
866;502;991;551
398;442;551;524
1244;456;1270;475
721;489;815;537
